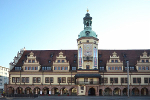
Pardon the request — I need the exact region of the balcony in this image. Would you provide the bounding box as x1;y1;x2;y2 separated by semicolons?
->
83;57;93;61
76;81;99;85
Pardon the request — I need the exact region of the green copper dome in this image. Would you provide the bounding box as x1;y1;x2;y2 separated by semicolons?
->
78;12;97;39
78;26;97;38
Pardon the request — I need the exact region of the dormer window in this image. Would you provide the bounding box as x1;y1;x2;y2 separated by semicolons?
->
111;60;114;63
58;60;60;63
48;60;51;63
50;54;53;58
142;60;144;63
146;60;149;63
28;60;31;63
115;60;118;63
62;60;64;63
74;54;77;58
32;60;35;63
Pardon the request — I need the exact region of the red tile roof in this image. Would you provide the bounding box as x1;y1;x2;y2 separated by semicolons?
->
12;49;150;71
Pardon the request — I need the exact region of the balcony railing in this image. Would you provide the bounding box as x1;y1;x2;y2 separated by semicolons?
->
76;81;99;85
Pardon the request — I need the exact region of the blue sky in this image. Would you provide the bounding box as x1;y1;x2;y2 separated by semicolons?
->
0;0;150;68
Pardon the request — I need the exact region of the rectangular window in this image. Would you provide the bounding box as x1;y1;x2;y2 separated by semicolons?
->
125;78;127;83
84;78;88;82
108;67;111;70
110;78;113;83
62;77;66;83
114;78;118;83
125;67;127;70
111;60;114;63
142;66;145;70
72;67;76;70
42;67;44;70
146;60;149;63
35;67;38;70
32;60;35;63
142;60;145;63
28;67;31;70
26;77;29;83
25;67;28;70
133;78;136;83
47;67;51;70
37;77;41;83
115;60;118;63
138;67;141;70
28;60;31;63
16;77;20;83
62;60;64;63
119;67;122;70
32;67;34;70
104;78;108;83
45;77;49;83
62;67;64;70
65;67;68;70
112;67;114;70
58;67;60;70
22;77;25;83
58;60;60;63
12;77;16;83
121;78;124;83
146;67;149;70
144;78;148;83
50;77;53;83
137;78;141;83
115;67;118;70
33;77;36;83
58;77;61;83
54;67;57;70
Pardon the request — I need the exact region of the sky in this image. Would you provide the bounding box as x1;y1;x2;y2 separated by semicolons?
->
0;0;150;68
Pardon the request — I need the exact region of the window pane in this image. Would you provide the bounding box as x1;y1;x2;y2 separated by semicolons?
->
133;78;136;83
121;78;124;83
84;78;88;82
114;78;118;83
144;78;148;83
137;78;141;83
50;77;53;83
110;78;113;83
62;77;66;83
26;77;29;83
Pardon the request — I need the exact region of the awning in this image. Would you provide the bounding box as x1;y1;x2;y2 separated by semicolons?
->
74;74;101;78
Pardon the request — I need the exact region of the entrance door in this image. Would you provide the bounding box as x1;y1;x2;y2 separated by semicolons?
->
88;88;95;96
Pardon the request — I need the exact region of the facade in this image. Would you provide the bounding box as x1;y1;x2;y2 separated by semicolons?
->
0;66;9;93
5;11;150;96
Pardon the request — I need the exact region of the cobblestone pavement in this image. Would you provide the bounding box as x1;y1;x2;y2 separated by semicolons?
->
1;96;150;100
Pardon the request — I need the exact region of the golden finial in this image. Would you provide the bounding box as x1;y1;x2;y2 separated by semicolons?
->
87;8;89;13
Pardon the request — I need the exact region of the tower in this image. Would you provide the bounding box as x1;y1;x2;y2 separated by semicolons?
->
77;10;99;70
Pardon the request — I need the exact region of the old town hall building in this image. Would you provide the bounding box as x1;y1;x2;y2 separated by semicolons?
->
5;11;150;96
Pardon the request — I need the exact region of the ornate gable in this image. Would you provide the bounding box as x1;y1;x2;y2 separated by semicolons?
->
106;52;123;72
136;51;150;72
23;51;41;71
53;51;70;72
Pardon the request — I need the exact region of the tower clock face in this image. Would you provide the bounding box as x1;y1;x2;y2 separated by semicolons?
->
83;44;92;56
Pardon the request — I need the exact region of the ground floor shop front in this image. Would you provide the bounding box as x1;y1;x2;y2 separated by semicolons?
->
4;84;150;96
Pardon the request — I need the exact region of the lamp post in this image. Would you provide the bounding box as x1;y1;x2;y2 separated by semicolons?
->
127;61;129;98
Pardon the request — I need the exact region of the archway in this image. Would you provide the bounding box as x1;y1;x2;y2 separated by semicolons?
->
42;87;49;95
25;87;32;94
88;88;95;96
16;87;23;94
7;87;14;94
113;88;121;96
104;87;112;96
61;87;68;95
34;87;40;94
99;89;103;96
69;87;77;96
132;88;139;96
51;87;59;95
141;88;148;96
